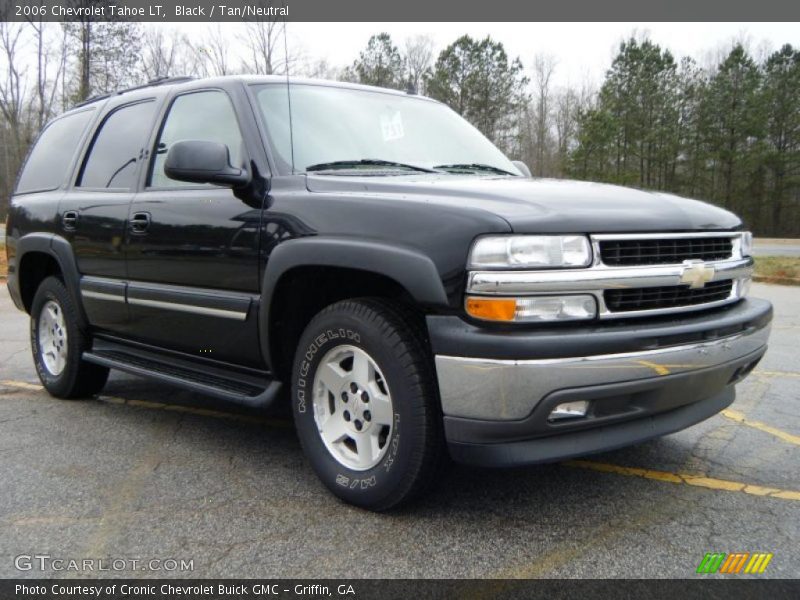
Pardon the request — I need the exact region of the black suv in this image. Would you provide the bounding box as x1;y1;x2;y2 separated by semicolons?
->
5;76;772;510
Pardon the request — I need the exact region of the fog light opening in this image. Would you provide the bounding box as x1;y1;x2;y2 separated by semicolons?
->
737;276;752;298
548;400;590;421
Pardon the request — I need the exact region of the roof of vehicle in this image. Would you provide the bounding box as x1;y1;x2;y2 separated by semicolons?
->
67;74;437;115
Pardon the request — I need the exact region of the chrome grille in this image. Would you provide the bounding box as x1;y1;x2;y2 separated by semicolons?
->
604;280;734;312
467;232;751;320
599;237;733;266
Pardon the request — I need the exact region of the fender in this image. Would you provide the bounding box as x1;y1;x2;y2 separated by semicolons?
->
258;236;450;371
14;233;88;328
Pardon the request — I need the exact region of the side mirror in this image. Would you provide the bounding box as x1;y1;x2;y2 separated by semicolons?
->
164;140;251;187
512;160;532;178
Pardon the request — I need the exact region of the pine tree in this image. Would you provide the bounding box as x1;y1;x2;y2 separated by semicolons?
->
63;19;143;102
350;33;406;90
426;35;529;153
761;44;800;235
701;45;764;217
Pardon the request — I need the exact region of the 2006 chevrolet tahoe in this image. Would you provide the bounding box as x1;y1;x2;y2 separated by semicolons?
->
5;76;772;510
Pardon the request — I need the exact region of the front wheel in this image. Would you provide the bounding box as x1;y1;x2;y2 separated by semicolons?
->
30;276;109;399
291;299;445;511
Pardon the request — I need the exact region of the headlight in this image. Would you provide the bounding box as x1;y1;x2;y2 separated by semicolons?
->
469;235;592;269
740;231;753;257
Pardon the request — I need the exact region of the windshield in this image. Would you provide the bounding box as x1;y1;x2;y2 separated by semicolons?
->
253;83;520;176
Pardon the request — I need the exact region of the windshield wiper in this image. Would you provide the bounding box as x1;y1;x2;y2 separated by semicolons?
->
306;159;437;174
433;163;517;176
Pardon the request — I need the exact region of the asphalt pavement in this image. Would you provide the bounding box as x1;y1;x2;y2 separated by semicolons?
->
752;238;800;257
0;283;798;579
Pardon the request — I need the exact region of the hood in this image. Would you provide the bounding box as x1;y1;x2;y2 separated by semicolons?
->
305;174;742;233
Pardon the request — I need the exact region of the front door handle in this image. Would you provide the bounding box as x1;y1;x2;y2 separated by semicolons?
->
62;211;78;231
129;212;151;234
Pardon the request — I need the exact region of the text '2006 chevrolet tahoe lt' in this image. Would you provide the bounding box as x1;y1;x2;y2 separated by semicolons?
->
5;76;772;510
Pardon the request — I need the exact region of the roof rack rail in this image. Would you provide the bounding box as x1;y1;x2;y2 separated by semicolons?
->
146;76;195;87
112;75;195;97
71;76;195;109
73;93;111;108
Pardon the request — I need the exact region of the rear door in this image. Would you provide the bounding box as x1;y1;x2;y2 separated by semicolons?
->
59;99;160;332
123;87;264;367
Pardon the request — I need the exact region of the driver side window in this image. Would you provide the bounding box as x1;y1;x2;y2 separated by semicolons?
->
149;90;244;188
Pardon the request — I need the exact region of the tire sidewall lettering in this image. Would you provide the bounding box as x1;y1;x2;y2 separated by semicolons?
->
294;322;406;497
296;328;362;413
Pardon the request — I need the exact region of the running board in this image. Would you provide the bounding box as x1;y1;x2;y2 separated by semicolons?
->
83;341;282;409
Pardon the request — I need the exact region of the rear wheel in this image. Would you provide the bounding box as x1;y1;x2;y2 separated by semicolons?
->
30;277;109;399
291;299;445;511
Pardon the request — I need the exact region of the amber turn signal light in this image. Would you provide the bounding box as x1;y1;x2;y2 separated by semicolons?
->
465;297;517;322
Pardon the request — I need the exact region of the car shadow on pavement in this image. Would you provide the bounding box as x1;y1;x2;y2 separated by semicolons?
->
99;373;669;521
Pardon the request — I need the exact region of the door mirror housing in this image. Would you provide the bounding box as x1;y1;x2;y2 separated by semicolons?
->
512;160;532;178
164;140;251;187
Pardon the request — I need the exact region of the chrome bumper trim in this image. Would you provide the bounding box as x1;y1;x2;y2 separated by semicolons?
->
434;323;770;421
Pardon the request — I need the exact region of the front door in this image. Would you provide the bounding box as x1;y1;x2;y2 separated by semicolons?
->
123;88;264;368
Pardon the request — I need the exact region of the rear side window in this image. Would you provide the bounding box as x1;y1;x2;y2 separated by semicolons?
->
78;100;157;189
149;90;244;188
15;108;95;194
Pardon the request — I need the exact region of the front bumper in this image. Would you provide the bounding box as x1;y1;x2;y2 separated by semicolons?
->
427;298;772;467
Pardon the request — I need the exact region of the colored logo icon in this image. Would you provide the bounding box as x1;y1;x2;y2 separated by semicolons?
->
696;552;773;574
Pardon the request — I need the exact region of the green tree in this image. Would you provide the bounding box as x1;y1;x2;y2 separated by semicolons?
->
567;37;682;190
761;44;800;234
426;35;529;152
598;38;680;187
350;33;406;90
701;45;764;217
674;57;710;198
63;1;143;102
570;105;616;180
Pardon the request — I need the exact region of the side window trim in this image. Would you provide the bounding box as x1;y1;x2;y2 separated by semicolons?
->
74;99;158;193
13;106;98;195
144;87;249;192
244;82;285;177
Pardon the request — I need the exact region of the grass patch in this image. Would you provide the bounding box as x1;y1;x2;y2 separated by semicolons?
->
754;256;800;285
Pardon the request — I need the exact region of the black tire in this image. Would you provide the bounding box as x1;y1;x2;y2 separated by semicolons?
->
291;298;445;511
30;276;109;399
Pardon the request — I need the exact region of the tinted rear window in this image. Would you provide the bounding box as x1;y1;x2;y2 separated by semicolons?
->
15;108;95;194
78;100;157;189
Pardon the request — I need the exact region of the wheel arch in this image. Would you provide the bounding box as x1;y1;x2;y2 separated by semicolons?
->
260;237;449;380
15;233;87;328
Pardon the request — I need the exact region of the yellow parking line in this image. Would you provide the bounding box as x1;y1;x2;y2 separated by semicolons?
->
721;408;800;446
0;379;291;429
755;369;800;379
565;460;800;502
5;378;798;500
1;380;44;391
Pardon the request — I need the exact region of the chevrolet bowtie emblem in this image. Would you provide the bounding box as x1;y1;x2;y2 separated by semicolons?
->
679;260;716;289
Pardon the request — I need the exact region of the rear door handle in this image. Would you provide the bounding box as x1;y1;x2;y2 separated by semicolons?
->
62;211;78;231
129;212;151;234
